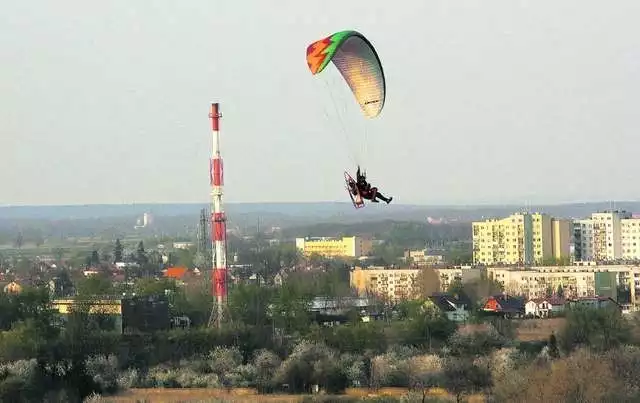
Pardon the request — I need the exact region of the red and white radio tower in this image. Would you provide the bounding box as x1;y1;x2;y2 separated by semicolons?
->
208;102;228;328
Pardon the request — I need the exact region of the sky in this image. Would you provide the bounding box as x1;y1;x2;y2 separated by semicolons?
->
2;0;640;206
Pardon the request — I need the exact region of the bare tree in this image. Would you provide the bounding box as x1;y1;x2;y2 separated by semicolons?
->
412;267;441;299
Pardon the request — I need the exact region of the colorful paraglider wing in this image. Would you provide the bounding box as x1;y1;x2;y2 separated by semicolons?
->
306;30;386;119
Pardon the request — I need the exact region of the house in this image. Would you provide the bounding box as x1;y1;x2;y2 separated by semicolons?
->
52;296;123;332
525;297;567;318
3;281;23;294
567;296;621;311
482;293;525;318
427;293;471;323
162;267;191;284
306;296;380;325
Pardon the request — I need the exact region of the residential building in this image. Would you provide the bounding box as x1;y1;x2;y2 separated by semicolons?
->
487;264;640;305
172;242;194;250
552;219;572;260
621;217;640;260
404;249;445;266
307;296;380;324
482;293;525;318
427;293;471;322
573;210;633;262
52;297;123;332
163;266;191;284
350;266;419;301
350;266;481;301
524;297;566;318
437;266;481;291
3;281;23;294
567;296;621;311
472;212;571;266
295;236;372;258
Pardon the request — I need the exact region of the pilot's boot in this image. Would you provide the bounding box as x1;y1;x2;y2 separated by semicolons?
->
377;193;391;204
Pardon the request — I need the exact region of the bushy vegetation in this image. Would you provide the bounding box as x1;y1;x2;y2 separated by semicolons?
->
1;240;639;402
1;279;638;403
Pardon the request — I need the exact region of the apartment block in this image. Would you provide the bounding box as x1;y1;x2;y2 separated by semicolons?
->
295;236;372;258
573;210;639;262
488;265;639;305
350;266;481;302
350;266;419;301
473;212;571;265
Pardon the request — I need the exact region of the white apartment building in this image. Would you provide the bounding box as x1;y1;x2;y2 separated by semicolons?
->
621;218;640;259
572;210;640;262
488;265;639;305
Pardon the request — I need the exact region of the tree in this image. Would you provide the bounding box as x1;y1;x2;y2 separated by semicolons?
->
441;358;491;403
446;245;473;265
250;244;300;285
75;275;113;297
269;282;312;335
447;278;465;296
113;239;123;263
371;242;404;266
460;270;503;308
556;284;564;298
412;267;441;298
133;277;178;297
227;283;274;327
560;305;631;352
545;285;554;298
136;241;147;266
90;250;100;266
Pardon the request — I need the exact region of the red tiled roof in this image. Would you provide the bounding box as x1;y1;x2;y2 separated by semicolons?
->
164;267;189;279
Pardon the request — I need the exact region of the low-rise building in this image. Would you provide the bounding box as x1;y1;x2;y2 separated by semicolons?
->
295;236;372;258
524;297;566;318
567;296;621;311
482;293;525;318
487;265;640;306
404;249;445;266
427;293;471;322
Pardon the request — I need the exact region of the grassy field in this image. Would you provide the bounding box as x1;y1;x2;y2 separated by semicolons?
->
100;388;487;403
515;317;566;342
459;317;566;342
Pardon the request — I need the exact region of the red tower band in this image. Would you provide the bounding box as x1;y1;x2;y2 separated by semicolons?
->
209;103;227;303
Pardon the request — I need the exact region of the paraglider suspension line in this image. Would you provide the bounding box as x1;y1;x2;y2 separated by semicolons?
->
322;78;360;166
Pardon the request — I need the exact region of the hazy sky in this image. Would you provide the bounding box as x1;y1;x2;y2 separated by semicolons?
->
2;0;640;206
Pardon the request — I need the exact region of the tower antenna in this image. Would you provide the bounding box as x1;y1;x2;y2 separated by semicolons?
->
207;103;228;328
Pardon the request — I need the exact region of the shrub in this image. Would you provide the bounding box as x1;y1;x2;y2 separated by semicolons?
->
253;349;281;393
85;355;119;394
116;368;140;390
275;340;346;394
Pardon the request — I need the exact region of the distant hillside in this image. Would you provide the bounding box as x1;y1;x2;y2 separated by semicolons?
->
281;219;472;245
1;201;639;223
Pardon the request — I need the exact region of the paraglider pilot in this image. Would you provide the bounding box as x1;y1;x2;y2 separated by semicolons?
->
351;166;393;204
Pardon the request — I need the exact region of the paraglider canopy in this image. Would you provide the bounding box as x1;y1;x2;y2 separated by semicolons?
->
306;30;386;119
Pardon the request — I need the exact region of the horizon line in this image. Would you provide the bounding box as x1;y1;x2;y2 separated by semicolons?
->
1;200;640;208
